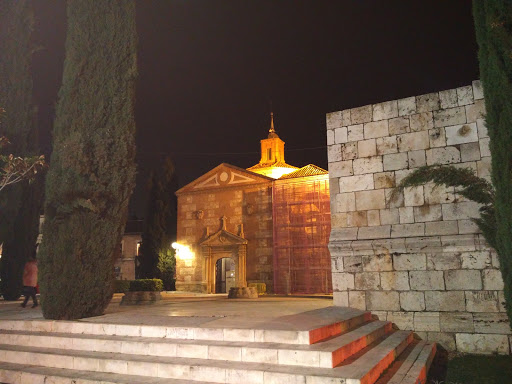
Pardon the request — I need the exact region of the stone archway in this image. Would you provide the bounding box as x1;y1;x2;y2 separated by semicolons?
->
200;216;248;294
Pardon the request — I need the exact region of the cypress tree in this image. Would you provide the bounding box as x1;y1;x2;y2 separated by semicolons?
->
38;0;137;319
473;1;512;324
0;0;42;301
138;158;177;289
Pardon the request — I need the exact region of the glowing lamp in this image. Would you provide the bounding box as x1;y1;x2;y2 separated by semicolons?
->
172;242;194;260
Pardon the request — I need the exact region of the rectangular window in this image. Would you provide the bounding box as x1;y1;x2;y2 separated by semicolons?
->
267;148;272;161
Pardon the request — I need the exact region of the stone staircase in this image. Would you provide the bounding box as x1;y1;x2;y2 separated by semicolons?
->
0;308;436;384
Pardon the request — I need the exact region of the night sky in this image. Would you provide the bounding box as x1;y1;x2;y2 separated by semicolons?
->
31;1;479;217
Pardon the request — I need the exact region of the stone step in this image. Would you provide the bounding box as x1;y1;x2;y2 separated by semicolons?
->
0;361;219;384
0;320;392;369
0;308;371;345
0;331;413;384
375;341;437;384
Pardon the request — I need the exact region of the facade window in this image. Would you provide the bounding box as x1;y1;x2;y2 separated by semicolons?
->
267;148;272;161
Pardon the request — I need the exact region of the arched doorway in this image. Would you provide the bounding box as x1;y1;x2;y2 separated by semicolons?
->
215;257;236;293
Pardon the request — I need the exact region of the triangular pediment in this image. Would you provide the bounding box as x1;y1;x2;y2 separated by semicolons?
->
176;163;273;194
200;229;248;246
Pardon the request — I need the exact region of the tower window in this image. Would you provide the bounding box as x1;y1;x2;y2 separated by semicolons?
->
267;148;272;161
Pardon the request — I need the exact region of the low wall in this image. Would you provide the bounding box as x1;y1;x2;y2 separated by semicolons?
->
326;81;511;354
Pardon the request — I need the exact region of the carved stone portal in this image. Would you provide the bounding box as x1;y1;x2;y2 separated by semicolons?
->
199;216;248;294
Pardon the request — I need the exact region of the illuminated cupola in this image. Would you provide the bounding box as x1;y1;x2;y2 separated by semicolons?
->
247;112;298;179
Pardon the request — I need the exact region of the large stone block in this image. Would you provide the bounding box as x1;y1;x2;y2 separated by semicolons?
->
410;112;434;132
427;332;456;351
327;144;342;162
424;183;455;205
327;129;334;145
397;131;430;152
386;188;405;209
398;206;414;224
457;86;474;106
480;137;491;157
440;312;474;333
339;174;374;193
389;117;410;135
391;223;425;238
409;271;445;290
374;172;395;189
349;291;366;310
343;256;363;272
387;311;414;330
460;251;491;269
333;127;348;144
347;124;364;142
414;312;440;332
335;192;356;213
404;186;424;207
383;152;408;171
416;93;440;113
353;156;383;175
364;120;389;139
373;100;398;121
425;291;466;312
426;147;461;165
376;136;398;155
483;269;505;291
413;205;442;222
439;88;458;109
362;253;393;271
426;253;461;270
473;313;511;335
333;291;348;306
331;272;355;291
407;150;426;168
433;106;466;128
380;208;399;225
398;96;416;116
366;291;400;311
357;139;377;158
445;270;482;290
465;291;499;312
367;210;380;226
472;80;484;100
456;333;509;354
458;219;480;234
393;253;427;271
351;105;373;124
358;225;391;240
465;99;486;123
442;201;481;221
381;271;410;291
425;221;459;236
339;142;358;160
355;272;380;290
326;111;342;129
428;127;447;148
445;123;478;145
400;291;425;311
355;189;386;211
329;160;353;178
460;142;481;162
330;227;358;241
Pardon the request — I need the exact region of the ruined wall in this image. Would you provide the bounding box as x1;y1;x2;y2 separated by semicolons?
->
327;81;511;354
176;183;273;292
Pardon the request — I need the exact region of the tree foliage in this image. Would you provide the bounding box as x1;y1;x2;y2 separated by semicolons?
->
473;0;512;325
0;0;44;301
38;0;137;319
138;157;177;290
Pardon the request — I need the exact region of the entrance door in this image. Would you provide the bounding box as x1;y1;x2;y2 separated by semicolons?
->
214;258;236;293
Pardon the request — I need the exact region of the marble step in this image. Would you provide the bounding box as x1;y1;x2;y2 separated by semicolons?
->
0;320;391;369
0;331;413;384
0;308;371;346
0;361;219;384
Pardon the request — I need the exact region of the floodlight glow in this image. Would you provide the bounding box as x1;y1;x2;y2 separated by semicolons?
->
172;242;194;260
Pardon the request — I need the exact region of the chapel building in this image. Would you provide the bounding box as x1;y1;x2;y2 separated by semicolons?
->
175;114;332;294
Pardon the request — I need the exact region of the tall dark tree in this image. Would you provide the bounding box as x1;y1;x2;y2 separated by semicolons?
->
138;157;178;290
0;0;42;301
473;0;512;324
38;0;137;319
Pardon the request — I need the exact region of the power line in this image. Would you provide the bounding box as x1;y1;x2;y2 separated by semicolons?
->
136;145;327;157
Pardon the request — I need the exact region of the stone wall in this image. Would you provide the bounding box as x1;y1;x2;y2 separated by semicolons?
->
326;81;511;354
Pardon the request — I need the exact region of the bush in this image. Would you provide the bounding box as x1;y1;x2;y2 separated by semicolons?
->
114;280;131;293
129;279;163;292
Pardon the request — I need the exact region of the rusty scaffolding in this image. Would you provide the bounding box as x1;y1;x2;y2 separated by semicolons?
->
272;175;332;294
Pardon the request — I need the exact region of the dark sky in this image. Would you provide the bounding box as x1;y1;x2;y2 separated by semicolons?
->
31;1;479;217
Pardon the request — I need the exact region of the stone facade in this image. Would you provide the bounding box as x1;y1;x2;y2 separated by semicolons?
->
175;164;274;293
327;81;511;354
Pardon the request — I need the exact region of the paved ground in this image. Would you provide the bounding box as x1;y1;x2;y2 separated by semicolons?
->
0;292;334;329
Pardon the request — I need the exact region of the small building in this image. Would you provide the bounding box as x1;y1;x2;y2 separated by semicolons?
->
175;114;332;294
115;219;142;280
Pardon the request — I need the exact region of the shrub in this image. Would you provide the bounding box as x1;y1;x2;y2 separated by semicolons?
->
129;279;163;292
114;280;131;293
